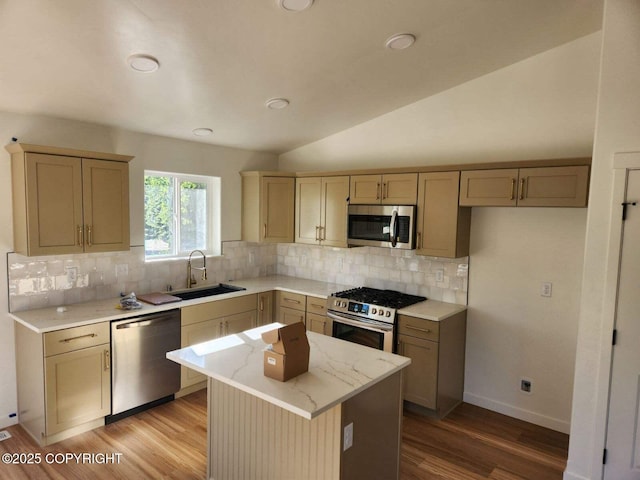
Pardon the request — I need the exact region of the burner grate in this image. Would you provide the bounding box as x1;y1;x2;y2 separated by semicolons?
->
333;287;425;309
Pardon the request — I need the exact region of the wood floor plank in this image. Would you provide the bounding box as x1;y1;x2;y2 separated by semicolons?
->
0;391;567;480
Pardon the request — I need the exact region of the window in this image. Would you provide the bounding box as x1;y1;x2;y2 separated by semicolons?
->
144;171;221;259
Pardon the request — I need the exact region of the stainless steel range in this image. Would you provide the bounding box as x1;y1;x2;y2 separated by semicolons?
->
327;287;426;352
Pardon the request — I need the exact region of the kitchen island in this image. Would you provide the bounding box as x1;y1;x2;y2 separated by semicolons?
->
167;323;410;480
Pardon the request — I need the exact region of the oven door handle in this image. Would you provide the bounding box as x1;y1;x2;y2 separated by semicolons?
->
327;312;394;332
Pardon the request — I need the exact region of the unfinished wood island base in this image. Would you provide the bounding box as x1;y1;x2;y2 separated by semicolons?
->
167;324;410;480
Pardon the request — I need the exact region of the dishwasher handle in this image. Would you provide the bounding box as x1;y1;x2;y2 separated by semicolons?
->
115;312;179;330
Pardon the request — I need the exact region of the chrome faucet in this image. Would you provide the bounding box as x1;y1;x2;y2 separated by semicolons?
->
187;250;207;288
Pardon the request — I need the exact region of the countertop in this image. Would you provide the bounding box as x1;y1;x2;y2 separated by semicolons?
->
166;323;410;419
10;274;466;333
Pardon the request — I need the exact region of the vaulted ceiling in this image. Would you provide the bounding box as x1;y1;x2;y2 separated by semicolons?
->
0;0;602;153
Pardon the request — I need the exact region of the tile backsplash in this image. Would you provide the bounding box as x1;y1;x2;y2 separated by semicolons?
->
7;242;468;312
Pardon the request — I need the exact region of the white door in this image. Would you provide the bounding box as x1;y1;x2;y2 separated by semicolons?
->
605;169;640;479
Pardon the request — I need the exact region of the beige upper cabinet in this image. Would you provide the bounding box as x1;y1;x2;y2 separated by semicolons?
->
416;171;471;258
8;144;132;256
349;173;418;205
241;172;295;243
459;165;589;207
295;176;349;247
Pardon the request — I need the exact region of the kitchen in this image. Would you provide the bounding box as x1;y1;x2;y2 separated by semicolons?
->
0;1;636;479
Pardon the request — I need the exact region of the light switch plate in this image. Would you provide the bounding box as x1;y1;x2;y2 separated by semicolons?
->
343;422;353;451
541;282;552;297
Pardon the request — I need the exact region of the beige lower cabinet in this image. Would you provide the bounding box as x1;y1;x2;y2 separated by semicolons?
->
396;311;466;418
15;321;111;446
257;291;274;326
180;295;257;390
306;295;331;335
275;291;306;325
416;171;471;258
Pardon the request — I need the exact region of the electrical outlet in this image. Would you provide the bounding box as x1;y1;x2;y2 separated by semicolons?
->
65;266;77;283
343;422;353;451
540;282;552;297
520;378;533;394
435;270;444;282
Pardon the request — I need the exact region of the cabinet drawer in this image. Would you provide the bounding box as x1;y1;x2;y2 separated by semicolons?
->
44;322;109;357
182;294;257;326
277;291;306;311
397;315;439;342
306;296;327;315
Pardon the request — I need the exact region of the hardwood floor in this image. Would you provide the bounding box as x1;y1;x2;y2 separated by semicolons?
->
0;391;568;480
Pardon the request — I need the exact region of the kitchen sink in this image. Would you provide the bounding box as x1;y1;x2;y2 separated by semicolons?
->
172;283;246;301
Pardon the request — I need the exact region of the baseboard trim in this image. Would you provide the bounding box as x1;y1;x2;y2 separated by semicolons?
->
562;470;591;480
463;392;570;434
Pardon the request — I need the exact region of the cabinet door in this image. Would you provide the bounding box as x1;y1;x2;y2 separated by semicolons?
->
224;310;257;335
278;306;306;325
459;169;519;206
295;177;322;244
257;291;275;326
306;312;329;335
416;171;471;258
349;175;382;204
397;334;438;409
517;165;589;207
261;177;295;242
181;318;224;387
320;176;349;247
382;173;418;205
45;344;111;435
24;153;84;255
82;159;130;253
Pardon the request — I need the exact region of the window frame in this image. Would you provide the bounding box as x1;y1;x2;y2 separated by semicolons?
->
144;170;221;260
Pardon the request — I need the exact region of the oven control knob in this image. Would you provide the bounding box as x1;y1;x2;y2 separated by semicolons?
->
378;309;385;316
341;301;347;308
385;311;391;317
371;308;377;315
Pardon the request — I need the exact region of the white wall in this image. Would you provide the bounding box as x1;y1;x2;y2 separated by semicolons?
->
0;111;278;428
565;1;640;479
278;34;601;431
466;208;586;433
280;33;600;171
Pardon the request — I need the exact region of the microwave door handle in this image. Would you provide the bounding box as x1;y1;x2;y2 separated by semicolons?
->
389;210;398;247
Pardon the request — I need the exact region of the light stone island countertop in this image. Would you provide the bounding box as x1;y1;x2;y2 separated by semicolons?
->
10;274;466;333
166;323;410;419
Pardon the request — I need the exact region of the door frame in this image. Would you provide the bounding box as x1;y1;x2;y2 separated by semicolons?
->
594;153;640;479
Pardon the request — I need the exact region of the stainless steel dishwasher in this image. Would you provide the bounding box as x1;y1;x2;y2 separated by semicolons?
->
109;309;181;421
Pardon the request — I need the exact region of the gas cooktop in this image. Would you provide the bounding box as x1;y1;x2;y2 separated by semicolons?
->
331;287;426;310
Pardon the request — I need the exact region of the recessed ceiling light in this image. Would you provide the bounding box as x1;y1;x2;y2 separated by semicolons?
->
385;33;416;50
265;98;290;110
278;0;313;12
127;54;160;73
192;128;213;136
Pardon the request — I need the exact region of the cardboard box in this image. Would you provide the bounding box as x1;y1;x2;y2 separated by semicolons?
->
262;322;310;382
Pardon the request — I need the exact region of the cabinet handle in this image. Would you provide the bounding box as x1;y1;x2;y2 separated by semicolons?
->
86;225;93;247
319;225;325;241
225;321;229;335
77;225;84;246
259;298;264;312
510;179;516;200
384;182;388;199
417;232;422;249
310;303;324;310
315;226;320;241
405;324;433;334
60;333;97;343
376;183;381;200
104;349;110;371
519;178;525;201
263;223;267;238
285;298;301;304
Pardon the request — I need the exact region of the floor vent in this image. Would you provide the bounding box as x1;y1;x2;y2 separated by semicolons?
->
0;430;12;441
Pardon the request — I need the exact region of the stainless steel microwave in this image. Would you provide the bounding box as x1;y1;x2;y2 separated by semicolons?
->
347;205;416;249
